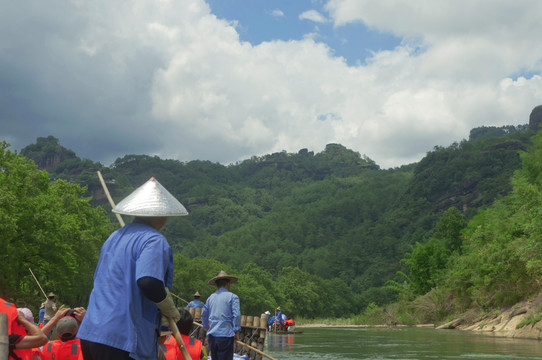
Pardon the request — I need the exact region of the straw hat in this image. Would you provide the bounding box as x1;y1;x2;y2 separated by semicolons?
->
112;177;188;217
208;271;238;286
193;291;201;297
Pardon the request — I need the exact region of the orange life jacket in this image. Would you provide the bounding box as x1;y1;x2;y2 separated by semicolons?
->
284;319;295;326
160;342;178;360
0;298;33;360
164;333;203;360
40;339;83;360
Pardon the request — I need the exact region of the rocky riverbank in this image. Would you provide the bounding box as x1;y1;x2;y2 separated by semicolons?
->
436;292;542;340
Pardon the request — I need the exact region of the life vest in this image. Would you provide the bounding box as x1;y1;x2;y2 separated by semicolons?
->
0;299;33;360
284;319;295;326
164;333;203;360
159;342;178;360
40;338;83;360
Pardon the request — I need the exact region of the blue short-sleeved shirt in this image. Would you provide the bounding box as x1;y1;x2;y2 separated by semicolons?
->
78;221;173;360
201;288;241;337
186;299;204;309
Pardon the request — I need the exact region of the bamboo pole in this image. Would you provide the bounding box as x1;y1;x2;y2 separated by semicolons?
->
1;313;8;360
28;268;48;300
171;292;189;305
192;321;276;360
168;318;193;360
97;171;125;227
236;340;277;360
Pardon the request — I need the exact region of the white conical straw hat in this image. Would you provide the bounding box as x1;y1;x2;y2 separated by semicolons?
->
112;177;188;217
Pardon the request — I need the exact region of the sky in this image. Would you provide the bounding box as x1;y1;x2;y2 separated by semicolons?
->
1;0;542;169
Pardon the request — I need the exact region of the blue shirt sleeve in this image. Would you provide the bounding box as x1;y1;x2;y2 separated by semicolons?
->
135;234;171;283
232;295;241;332
202;302;209;330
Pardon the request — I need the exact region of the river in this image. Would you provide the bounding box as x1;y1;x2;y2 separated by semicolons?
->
263;327;542;360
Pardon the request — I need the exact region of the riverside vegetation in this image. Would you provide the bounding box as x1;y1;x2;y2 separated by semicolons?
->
2;105;542;332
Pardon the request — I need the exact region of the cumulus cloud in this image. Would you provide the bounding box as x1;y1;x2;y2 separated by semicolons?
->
299;9;328;23
0;0;541;169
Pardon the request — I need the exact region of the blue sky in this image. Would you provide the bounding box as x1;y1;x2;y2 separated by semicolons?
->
1;0;541;169
206;0;402;66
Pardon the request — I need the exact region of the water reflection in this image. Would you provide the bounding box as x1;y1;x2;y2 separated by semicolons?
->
263;327;542;360
266;333;296;351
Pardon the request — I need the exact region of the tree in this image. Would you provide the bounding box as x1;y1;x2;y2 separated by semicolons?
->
0;142;113;306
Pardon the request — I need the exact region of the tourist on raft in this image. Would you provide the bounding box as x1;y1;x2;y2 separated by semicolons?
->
1;297;48;360
160;307;204;360
77;177;188;360
41;308;86;360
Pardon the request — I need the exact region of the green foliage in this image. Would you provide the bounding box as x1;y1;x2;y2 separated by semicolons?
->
8;124;536;319
401;238;449;296
516;312;542;329
0;141;113;308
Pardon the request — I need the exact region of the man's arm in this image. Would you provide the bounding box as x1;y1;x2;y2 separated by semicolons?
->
232;295;241;341
137;276;180;323
137;276;167;302
41;304;69;336
14;311;47;349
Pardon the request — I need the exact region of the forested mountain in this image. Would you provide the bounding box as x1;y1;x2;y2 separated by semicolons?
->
9;120;533;318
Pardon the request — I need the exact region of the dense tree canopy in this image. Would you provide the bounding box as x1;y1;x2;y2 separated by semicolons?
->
0;142;113;309
3;121;537;320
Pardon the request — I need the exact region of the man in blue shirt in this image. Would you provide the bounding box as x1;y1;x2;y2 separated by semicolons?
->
186;292;205;309
202;271;241;360
78;177;188;360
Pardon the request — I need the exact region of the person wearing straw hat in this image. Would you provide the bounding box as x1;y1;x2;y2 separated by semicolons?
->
186;291;204;309
78;177;188;360
201;271;241;360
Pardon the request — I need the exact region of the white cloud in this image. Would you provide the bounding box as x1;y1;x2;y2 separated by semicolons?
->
299;9;328;23
0;0;541;169
271;9;285;18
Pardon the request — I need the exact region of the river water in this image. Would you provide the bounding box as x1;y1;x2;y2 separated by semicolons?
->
263;327;542;360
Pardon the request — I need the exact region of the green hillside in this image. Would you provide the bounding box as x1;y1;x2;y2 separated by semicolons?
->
2;120;536;319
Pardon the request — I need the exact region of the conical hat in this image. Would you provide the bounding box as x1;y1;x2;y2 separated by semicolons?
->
113;177;188;217
208;270;238;286
194;291;201;297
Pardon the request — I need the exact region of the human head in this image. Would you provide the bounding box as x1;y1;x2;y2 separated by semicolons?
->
48;292;56;301
56;316;79;341
17;308;34;323
176;308;194;336
193;291;201;299
208;271;238;288
136;216;168;230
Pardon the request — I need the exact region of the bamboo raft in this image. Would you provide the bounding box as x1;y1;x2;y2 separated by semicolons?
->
187;308;270;360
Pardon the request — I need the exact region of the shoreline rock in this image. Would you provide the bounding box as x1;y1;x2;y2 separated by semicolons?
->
437;292;542;340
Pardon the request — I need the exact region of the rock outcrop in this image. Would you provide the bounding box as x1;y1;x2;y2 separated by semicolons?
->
529;105;542;132
437;292;542;340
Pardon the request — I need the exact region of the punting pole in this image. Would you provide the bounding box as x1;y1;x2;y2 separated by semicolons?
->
28;267;48;299
171;292;189;305
191;321;276;360
168;318;193;360
1;313;8;360
235;340;277;360
97;171;125;227
96;172;191;360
